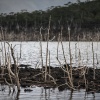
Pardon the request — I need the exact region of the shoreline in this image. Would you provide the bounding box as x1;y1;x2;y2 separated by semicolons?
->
0;65;100;92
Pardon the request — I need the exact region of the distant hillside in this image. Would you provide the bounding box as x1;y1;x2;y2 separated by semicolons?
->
0;0;100;41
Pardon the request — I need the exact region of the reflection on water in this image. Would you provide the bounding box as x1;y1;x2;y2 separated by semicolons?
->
0;85;100;100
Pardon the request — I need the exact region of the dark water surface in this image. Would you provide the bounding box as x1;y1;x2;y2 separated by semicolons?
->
0;85;100;100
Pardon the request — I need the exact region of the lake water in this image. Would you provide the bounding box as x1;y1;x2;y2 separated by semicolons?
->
0;85;100;100
0;41;100;100
0;41;100;68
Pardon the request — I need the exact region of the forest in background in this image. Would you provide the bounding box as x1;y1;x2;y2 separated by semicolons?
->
0;0;100;41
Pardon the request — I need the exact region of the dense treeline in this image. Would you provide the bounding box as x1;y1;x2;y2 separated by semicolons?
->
0;0;100;41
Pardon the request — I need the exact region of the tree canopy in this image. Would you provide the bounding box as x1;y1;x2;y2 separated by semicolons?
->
0;0;100;41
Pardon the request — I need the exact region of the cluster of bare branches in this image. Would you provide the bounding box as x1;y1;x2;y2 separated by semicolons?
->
0;27;20;92
0;42;20;91
0;16;99;93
